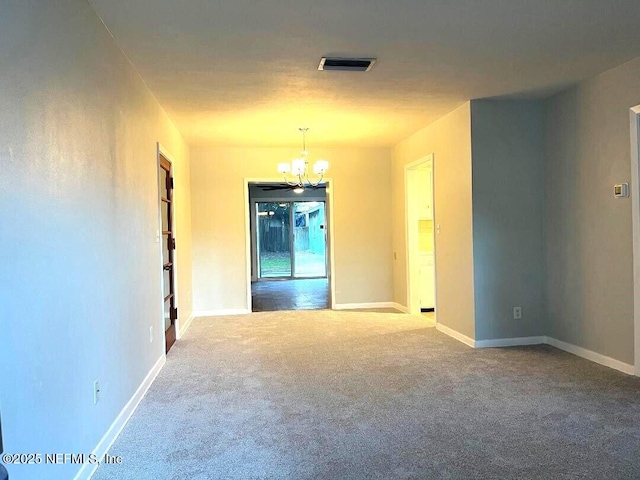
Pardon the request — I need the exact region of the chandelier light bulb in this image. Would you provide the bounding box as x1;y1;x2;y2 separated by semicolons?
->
277;162;291;174
291;158;306;175
313;160;329;174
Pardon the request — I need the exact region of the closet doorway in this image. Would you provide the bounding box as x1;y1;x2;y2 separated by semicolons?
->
405;155;437;323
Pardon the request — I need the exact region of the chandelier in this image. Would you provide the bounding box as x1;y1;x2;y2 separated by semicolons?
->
277;128;329;193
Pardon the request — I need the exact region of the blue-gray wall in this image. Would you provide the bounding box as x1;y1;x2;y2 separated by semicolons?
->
471;100;547;341
545;57;640;365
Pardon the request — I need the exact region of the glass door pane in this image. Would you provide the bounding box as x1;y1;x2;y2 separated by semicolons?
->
257;202;291;278
293;202;326;277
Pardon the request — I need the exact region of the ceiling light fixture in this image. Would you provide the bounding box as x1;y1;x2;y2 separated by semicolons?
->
277;128;329;193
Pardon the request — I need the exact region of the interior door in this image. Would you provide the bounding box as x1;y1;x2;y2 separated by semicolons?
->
159;155;177;353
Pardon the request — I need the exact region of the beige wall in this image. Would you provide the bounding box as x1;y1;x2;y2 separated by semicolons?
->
170;145;193;333
0;1;192;478
392;103;475;338
190;147;393;312
546;56;640;365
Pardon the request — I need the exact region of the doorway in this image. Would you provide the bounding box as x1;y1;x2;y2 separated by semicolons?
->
159;153;177;353
630;104;640;376
405;155;436;321
245;181;335;312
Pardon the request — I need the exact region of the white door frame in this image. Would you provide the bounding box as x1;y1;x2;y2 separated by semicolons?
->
404;154;436;317
630;105;640;376
243;178;336;310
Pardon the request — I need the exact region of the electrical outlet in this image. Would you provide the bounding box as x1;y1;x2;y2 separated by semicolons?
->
513;306;522;320
149;326;154;343
93;381;100;405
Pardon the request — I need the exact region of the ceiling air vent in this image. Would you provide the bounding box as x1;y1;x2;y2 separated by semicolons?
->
318;57;377;72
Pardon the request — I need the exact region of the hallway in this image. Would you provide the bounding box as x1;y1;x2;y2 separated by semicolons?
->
251;278;329;311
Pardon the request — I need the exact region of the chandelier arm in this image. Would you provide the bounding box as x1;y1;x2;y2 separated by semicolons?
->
283;175;302;187
305;172;324;188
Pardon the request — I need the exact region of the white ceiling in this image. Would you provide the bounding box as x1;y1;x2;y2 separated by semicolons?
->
89;0;640;148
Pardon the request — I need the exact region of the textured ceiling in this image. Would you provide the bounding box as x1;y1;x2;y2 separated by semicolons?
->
89;0;640;147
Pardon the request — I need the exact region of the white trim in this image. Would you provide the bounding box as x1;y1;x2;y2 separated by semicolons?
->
193;309;251;317
404;155;435;316
177;314;195;339
434;325;635;375
404;159;418;315
392;302;411;314
243;179;253;313
630;105;640;377
74;355;165;480
326;181;337;309
250;194;328;202
157;143;177;172
333;302;399;311
475;336;546;348
546;337;635;376
432;156;440;329
435;323;475;347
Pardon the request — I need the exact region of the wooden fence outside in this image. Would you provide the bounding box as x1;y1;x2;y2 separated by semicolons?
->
258;218;311;252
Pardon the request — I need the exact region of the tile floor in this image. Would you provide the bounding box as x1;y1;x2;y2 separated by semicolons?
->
251;278;434;317
252;278;329;311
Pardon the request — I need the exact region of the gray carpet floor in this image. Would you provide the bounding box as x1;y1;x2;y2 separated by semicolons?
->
93;311;640;480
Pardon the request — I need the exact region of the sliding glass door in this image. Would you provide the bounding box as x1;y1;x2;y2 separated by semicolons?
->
257;202;292;278
256;201;326;279
293;202;326;277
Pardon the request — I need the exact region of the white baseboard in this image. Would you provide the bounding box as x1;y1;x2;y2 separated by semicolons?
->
433;326;635;376
177;314;195;339
193;309;251;317
545;336;635;375
75;355;165;480
475;336;546;348
333;302;399;310
436;323;475;348
391;303;411;314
